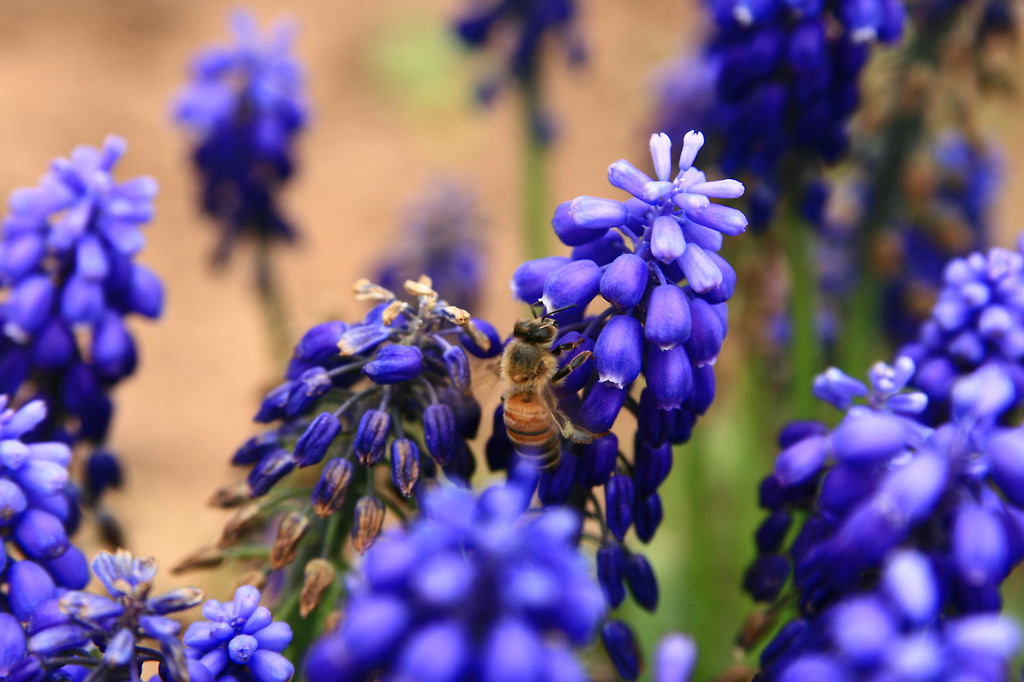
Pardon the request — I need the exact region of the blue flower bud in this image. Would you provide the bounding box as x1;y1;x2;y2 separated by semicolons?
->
755;510;792;555
573;230;626;267
653;633;697;682
42;545;89;589
5;275;55;340
60;275;104;325
600;254;649;309
678;243;723;294
742;554;789;602
511;256;571;304
883;550;938;624
646;285;692;350
294;412;341;467
395;622;469;682
953;505;1009;587
337;324;390;357
608;160;655;199
634;493;663;543
247;449;296;497
84;448;122;499
606;475;635;542
646;345;694;410
597;545;627;607
31;318;74;369
538;453;578;505
129;263;163;318
486;405;515;472
8;560;56;621
651;215;686;264
685;298;725;367
424;404;458;466
829;596;892;665
250;651;295;682
577;432;618;487
541;260;602;315
457;317;502;358
286;367;332;416
688;364;716;415
558;195;628;231
989;429;1024;505
232;432;280;465
254;383;290;423
687;203;748;236
0;234;44;282
553;201;607;246
443;346;471;394
312;458;354;517
774;435;828;486
354;410;391;466
15;509;67;560
294;321;345;363
634;441;672;499
699;251;737;304
625;554;659;611
595;315;642;388
579;381;628;433
0;614;26;678
601;620;640;680
363;345;423;385
945;615;1022;660
830;411;909;462
92;312;136;379
0;480;29;525
391;438;420;498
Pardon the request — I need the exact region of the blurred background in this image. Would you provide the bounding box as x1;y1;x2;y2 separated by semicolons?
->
0;0;1022;674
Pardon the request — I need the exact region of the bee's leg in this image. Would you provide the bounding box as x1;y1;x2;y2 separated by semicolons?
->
544;389;607;443
551;350;595;385
550;337;585;357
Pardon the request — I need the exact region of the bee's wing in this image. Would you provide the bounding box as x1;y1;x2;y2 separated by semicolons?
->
472;358;504;405
544;387;599;443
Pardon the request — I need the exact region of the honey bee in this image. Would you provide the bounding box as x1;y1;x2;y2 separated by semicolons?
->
499;314;604;469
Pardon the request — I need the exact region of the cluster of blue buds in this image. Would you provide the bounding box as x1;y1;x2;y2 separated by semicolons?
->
10;549;204;682
453;0;585;140
746;358;1024;661
900;241;1024;424
0;397;89;616
759;549;1020;681
0;136;162;510
174;10;308;265
205;276;498;585
496;131;746;677
685;0;904;225
304;481;605;682
183;585;294;682
376;181;485;312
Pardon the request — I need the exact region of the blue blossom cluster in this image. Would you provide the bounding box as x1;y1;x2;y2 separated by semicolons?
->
0;397;88;613
7;549;204;682
495;131;745;677
682;0;904;225
376;181;485;311
221;277;498;565
746;358;1024;677
760;549;1020;681
304;481;605;682
454;0;585;140
183;585;294;682
0;136;162;509
899;242;1024;424
174;10;308;264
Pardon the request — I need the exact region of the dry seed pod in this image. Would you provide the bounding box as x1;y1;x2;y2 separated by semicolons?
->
300;558;337;617
270;512;310;570
382;300;408;326
313;458;355;518
208;482;251;509
463;320;492;353
324;610;342;634
352;278;395;301
442;305;470;325
218;503;262;548
352;496;386;554
171;546;225;574
736;609;777;652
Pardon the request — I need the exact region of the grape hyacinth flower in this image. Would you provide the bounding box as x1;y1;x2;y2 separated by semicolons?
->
0;135;162;515
900;241;1024;424
376;181;486;311
745;358;1024;625
186;276;498;588
183;585;294;682
454;0;585;141
21;549;205;682
174;10;308;267
304;481;605;682
759;549;1020;681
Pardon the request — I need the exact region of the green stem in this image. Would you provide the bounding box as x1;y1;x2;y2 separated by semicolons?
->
781;200;821;418
521;75;550;262
255;234;292;367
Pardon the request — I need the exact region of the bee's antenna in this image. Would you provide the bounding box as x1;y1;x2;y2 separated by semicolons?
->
541;304;578;319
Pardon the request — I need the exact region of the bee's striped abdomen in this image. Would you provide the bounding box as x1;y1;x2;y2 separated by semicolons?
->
504;392;560;469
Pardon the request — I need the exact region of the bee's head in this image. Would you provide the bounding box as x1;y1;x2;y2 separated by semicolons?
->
513;316;558;344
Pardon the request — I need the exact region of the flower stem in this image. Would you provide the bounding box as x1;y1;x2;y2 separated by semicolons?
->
781;198;821;417
521;75;550;262
255;233;292;367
